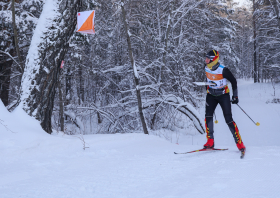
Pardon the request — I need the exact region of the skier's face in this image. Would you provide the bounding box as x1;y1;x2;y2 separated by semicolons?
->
205;57;211;64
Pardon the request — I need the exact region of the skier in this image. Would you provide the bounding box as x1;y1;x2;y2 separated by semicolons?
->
203;49;246;154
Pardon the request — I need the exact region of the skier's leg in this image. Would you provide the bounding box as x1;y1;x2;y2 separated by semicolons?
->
219;94;245;150
205;94;218;144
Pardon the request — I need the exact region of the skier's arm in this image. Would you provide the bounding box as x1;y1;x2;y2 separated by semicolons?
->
223;67;238;97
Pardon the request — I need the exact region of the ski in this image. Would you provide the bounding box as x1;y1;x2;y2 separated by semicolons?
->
174;148;228;154
240;149;246;159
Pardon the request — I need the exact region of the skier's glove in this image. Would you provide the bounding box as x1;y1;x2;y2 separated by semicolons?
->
231;96;239;104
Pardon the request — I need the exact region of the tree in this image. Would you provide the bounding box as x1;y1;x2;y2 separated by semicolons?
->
0;0;17;106
121;0;149;134
229;7;253;79
251;0;280;82
253;0;259;82
0;0;252;135
11;0;23;71
0;0;45;108
20;0;83;134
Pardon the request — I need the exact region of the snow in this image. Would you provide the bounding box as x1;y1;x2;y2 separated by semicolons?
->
133;60;140;79
233;0;252;8
1;79;280;197
128;30;132;37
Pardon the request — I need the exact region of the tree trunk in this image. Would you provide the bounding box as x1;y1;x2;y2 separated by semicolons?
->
65;66;71;106
0;59;12;106
11;0;24;72
65;66;71;121
121;0;149;135
58;76;64;132
79;64;84;104
253;0;258;83
20;0;82;134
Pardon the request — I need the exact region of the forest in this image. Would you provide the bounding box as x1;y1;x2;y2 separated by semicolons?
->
0;0;280;135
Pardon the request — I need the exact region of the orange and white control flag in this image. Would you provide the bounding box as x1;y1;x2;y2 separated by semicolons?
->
77;10;95;34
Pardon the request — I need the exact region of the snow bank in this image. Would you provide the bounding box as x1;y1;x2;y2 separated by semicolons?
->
0;101;50;151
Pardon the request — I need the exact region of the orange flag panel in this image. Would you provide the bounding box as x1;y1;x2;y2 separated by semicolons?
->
77;10;95;34
78;11;94;32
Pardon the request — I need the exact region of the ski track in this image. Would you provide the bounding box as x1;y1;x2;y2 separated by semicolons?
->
1;79;280;198
1;134;280;198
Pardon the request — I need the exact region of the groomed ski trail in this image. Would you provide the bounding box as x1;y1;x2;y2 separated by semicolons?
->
0;79;280;198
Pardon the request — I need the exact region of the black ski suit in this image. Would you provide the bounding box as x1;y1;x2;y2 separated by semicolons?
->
205;64;242;144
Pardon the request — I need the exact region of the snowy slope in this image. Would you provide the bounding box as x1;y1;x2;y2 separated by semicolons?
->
0;79;280;198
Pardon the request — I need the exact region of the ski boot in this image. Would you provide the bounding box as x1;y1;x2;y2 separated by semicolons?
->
204;139;214;149
237;142;246;158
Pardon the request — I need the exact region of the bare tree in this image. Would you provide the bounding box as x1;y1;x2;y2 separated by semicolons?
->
121;0;149;134
253;0;259;83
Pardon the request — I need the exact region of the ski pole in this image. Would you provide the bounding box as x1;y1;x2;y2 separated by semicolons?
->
214;112;218;124
236;104;260;126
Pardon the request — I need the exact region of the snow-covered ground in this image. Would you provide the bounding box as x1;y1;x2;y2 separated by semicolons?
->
1;79;280;198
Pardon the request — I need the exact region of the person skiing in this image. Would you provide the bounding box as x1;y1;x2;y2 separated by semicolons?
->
203;49;246;154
